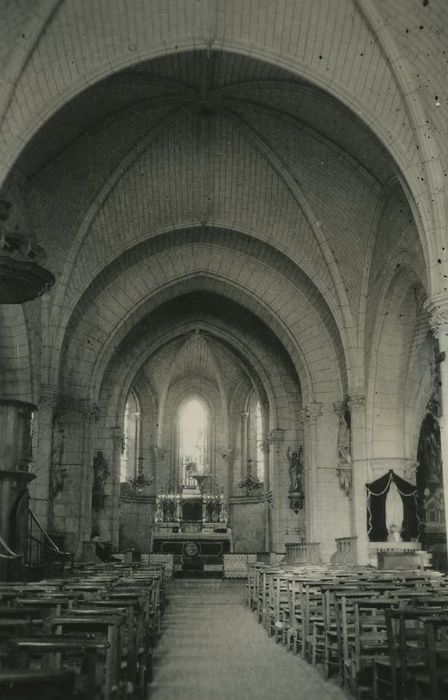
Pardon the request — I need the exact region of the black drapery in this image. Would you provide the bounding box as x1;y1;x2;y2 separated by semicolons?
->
366;470;419;542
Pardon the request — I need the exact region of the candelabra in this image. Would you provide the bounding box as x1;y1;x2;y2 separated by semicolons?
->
128;458;153;493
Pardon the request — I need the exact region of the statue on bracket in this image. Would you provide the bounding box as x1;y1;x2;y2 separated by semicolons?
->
287;446;304;493
287;446;305;512
92;450;110;511
50;416;66;498
334;400;352;496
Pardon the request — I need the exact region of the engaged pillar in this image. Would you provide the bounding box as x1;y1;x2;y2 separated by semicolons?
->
425;294;448;557
348;391;369;565
301;402;323;546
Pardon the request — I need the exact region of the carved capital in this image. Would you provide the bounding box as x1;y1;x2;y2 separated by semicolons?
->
269;428;285;445
425;294;448;340
347;393;365;411
301;402;323;424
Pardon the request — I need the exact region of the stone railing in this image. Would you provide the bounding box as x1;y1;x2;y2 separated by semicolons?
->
368;541;431;569
330;536;358;565
284;542;321;565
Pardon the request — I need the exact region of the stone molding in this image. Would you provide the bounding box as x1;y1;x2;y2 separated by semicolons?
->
347;392;366;410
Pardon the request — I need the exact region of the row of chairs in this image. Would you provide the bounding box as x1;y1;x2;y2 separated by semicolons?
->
247;562;448;699
0;561;167;699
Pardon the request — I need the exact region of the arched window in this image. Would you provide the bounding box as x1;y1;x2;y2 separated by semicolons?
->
242;389;265;483
178;397;209;484
120;390;140;482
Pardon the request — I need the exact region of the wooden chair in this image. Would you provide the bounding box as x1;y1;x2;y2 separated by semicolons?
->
372;607;439;700
414;616;448;700
348;598;399;699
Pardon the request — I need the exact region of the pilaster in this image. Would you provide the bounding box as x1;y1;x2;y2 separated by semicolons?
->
424;294;448;552
301;402;323;546
347;390;369;564
268;428;285;551
31;385;59;529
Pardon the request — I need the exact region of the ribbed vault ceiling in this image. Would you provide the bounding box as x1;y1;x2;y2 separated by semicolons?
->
19;50;394;183
8;49;413;400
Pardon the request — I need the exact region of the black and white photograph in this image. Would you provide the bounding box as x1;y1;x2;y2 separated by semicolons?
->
0;1;448;698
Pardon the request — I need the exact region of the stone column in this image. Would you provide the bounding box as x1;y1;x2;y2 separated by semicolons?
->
0;399;36;579
348;391;369;564
269;428;285;552
110;427;125;549
301;402;323;545
425;294;448;553
240;411;250;479
52;398;98;559
221;446;234;500
31;385;58;530
152;446;166;493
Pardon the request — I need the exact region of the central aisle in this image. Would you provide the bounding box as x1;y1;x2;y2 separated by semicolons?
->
150;579;347;700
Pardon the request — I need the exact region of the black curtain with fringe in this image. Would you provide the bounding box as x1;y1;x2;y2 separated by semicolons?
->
366;470;418;542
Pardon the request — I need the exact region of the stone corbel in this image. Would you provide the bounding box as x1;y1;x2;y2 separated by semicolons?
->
269;428;285;446
336;464;352;497
301;402;323;424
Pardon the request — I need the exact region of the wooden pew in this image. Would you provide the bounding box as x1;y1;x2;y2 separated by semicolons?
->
0;668;76;699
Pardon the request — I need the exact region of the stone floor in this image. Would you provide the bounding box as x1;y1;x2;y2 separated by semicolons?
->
150;579;347;700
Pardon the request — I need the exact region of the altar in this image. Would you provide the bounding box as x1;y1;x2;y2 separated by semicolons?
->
151;488;232;575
